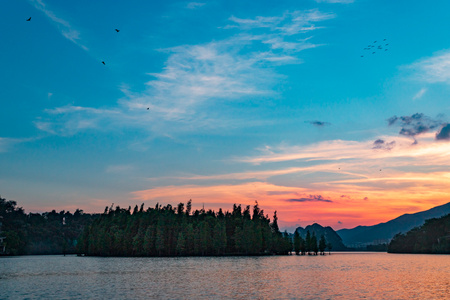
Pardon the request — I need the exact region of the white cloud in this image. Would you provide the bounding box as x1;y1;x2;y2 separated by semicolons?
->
410;50;450;83
413;88;427;100
228;15;283;29
186;2;206;9
228;9;335;35
29;0;88;51
227;10;333;55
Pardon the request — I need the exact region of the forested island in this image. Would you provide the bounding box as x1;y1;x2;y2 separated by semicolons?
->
78;201;296;256
388;213;450;254
1;196;331;256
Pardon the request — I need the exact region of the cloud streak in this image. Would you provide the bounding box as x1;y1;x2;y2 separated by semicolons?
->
29;0;88;51
306;120;331;127
413;88;427;100
186;2;206;9
227;10;334;53
410;50;450;83
287;195;333;203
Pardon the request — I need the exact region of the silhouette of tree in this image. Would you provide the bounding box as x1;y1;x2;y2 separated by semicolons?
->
319;234;327;255
293;230;301;255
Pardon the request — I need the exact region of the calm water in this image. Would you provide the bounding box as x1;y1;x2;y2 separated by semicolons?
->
1;253;449;299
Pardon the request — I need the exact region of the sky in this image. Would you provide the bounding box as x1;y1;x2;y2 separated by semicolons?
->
2;0;450;231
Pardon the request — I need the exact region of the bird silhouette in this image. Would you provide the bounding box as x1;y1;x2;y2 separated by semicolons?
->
102;61;105;65
115;29;120;32
372;52;376;54
26;17;31;21
361;55;364;58
147;108;149;110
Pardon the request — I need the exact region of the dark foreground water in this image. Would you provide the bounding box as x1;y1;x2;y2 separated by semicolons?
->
1;253;449;299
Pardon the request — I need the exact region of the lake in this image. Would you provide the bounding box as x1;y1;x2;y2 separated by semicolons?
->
1;253;449;299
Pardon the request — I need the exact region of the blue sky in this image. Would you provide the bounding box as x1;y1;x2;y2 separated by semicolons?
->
2;0;450;230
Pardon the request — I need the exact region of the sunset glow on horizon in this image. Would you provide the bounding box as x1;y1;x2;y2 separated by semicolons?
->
2;0;450;231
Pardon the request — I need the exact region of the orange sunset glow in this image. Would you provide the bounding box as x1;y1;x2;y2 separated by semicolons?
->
130;134;450;230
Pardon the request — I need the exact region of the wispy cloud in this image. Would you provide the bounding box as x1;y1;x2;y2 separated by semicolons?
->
28;0;87;51
413;88;427;100
36;40;277;136
142;132;450;212
35;105;122;136
37;9;334;137
306;120;331;127
186;2;206;9
228;10;334;33
227;10;334;53
0;137;33;152
410;50;450;84
287;195;333;203
239;134;450;166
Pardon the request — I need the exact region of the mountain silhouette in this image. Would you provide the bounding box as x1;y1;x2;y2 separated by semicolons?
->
294;223;347;250
337;202;450;247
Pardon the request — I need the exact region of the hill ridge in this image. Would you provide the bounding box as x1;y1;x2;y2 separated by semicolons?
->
337;202;450;247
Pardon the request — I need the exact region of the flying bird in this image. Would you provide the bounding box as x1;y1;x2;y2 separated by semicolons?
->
147;108;149;110
102;61;105;65
115;29;120;32
26;17;31;21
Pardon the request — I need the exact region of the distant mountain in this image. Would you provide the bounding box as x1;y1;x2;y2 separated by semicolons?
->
295;223;347;251
337;202;450;247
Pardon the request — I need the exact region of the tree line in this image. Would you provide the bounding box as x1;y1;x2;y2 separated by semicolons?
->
77;201;295;256
293;230;329;255
388;213;450;254
1;195;331;257
0;196;97;255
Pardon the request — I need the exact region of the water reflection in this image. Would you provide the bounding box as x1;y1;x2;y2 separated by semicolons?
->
1;253;449;299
